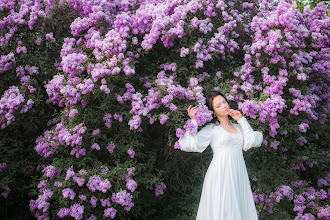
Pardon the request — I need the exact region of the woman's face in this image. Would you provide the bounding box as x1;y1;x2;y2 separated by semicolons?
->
212;95;230;117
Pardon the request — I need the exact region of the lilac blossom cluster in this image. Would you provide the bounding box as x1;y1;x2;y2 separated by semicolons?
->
291;156;318;172
0;0;58;127
293;186;329;219
104;207;117;218
46;165;138;218
0;163;6;172
43;165;61;179
35;122;87;158
253;182;329;219
29;188;53;220
155;182;167;197
234;1;329;146
1;184;10;198
111;189;134;211
0;86;33;129
57;203;84;220
0;53;15;72
0;1;55;47
86;175;112;193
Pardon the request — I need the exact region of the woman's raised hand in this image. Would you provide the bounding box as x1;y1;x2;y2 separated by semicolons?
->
224;107;242;121
187;105;198;120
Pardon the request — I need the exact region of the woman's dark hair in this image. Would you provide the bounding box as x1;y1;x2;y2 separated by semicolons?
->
205;90;230;124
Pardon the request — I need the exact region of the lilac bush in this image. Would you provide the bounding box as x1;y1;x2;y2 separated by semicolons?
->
0;0;329;219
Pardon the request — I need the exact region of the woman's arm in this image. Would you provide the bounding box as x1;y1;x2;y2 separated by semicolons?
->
179;119;213;153
223;108;263;151
237;116;263;151
179;105;213;152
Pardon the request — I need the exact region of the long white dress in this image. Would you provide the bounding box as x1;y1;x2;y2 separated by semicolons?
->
179;116;263;220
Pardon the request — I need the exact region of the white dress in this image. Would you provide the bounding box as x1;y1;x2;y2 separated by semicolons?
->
179;116;263;220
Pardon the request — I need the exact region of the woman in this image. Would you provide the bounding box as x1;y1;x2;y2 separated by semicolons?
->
179;90;263;220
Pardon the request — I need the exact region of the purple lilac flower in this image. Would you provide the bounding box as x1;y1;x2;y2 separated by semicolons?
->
45;32;56;43
317;178;328;187
104;207;117;218
91;143;100;150
100;198;111;207
87;215;97;220
78;169;87;175
176;128;185;138
128;148;135;159
160;114;169;125
69;203;84;220
57;208;70;218
54;182;62;188
155;182;166;196
0;52;15;72
90;196;97;207
188;77;198;87
69;109;78;119
107;142;115;153
238;100;259;119
1;184;11;198
294;195;306;208
132;37;138;45
298;122;309;133
73;176;85;187
29;189;53;213
297;136;307;146
0;163;6;172
36;37;42;45
270;141;280;150
126;178;137;192
79;194;86;201
99;178;111;192
128;115;142;130
161;95;173;104
62;188;76;200
127;167;135;176
103;113;112;128
43;165;59;179
111;189;133;207
0;86;25;129
294;213;315;220
169;103;177;111
291;180;306;188
87;175;111;192
183;119;198;136
65;167;75;181
194;105;213;126
174;141;180;149
317;206;330;219
92;129;100;136
38;180;48;192
113;114;123;122
180;47;189;57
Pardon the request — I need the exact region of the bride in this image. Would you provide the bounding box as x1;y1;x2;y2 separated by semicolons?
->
179;90;263;220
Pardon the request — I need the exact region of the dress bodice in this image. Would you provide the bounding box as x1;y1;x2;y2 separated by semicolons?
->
179;117;263;153
209;124;244;154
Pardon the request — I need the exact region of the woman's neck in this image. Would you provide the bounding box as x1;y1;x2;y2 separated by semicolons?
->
217;116;231;126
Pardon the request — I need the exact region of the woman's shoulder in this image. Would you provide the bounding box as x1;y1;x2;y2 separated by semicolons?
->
232;121;244;133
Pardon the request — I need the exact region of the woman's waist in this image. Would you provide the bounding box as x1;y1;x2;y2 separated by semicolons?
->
211;145;242;154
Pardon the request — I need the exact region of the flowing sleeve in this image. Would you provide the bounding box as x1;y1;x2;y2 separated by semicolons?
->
237;116;263;151
179;119;213;153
